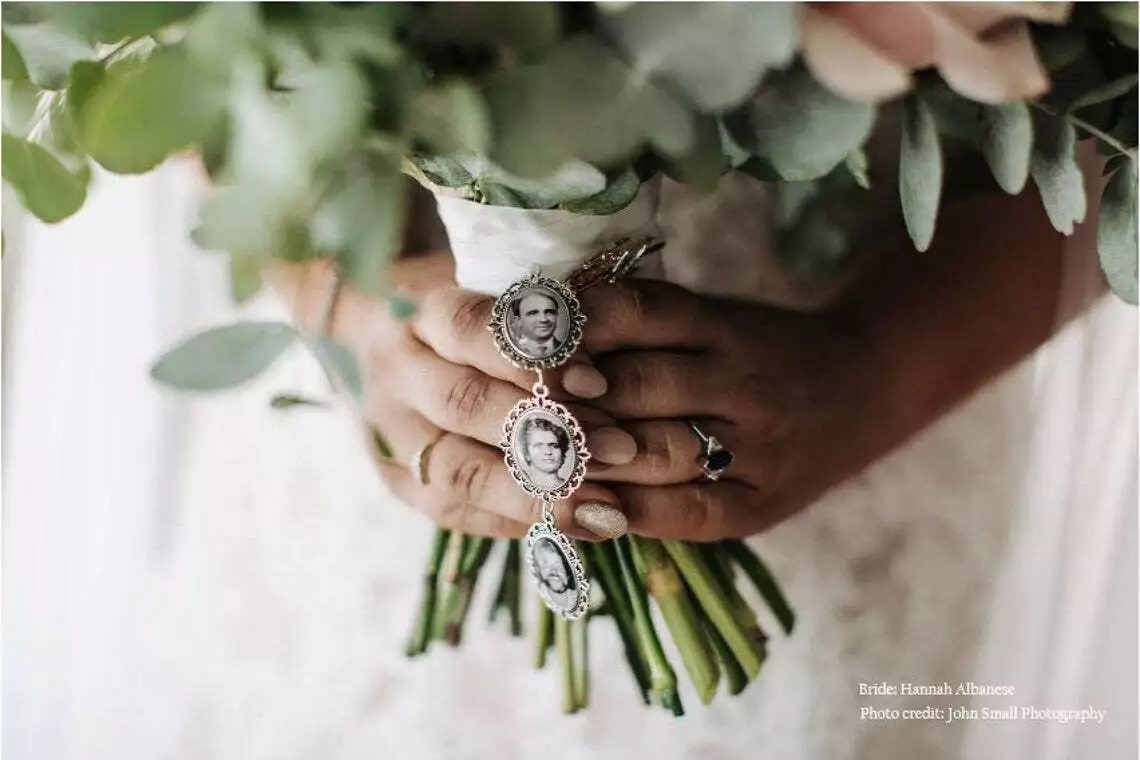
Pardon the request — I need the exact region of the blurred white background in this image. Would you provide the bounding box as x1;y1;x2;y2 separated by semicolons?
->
2;161;1136;759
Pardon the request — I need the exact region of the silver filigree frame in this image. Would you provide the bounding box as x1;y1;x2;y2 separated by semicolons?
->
487;273;587;371
500;396;591;501
525;520;590;621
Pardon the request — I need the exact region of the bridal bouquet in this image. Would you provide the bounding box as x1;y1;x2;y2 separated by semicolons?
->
3;2;1136;715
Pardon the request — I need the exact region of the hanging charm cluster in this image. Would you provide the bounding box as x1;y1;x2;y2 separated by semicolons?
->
489;269;593;620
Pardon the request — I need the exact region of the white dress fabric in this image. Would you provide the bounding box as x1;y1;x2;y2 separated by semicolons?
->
3;163;1136;760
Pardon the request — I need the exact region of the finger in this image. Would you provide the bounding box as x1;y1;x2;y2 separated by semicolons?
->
588;419;741;486
611;480;765;541
590;350;725;419
413;285;610;401
376;458;532;539
578;279;715;354
423;434;628;541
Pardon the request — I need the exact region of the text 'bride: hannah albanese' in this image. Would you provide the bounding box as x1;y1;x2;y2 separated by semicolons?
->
859;681;1017;696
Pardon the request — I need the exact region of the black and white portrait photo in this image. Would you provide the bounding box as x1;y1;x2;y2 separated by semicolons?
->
512;411;575;494
505;286;569;360
530;536;579;615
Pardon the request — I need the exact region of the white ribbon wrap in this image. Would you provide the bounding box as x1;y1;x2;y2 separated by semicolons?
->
433;178;664;296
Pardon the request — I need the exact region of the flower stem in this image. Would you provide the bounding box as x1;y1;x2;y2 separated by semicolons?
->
405;527;450;657
615;537;683;716
534;598;554;669
722;539;795;635
663;540;764;679
700;543;767;645
489;539;523;636
555;616;577;714
433;532;469;642
631;537;720;705
702;612;749;696
442;537;494;645
571;617;590;710
582;542;651;703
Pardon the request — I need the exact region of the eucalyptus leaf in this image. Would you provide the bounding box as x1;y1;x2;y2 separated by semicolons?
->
390;297;417;320
717;119;750;169
409;154;473;189
1;79;38;133
1097;159;1138;304
65;59;103;135
460;155;606;208
228;254;263;304
418;2;561;55
2;21;94;89
725;65;875;181
561;169;641;214
980;102;1032;194
663;114;725;193
1067;74;1138;114
1;132;88;222
192;186;312;260
313;156;406;294
844;150;870;189
38;3;200;44
184;2;262;74
82;47;225;173
1102;2;1138;49
2;30;28;80
899;96;943;252
150;322;298;392
1030;111;1087;235
410;81;491;155
283;55;369;166
476;181;527;207
311;336;364;404
603;2;797;111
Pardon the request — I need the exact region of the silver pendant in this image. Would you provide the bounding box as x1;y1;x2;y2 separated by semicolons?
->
525;513;590;620
499;387;591;502
487;272;586;371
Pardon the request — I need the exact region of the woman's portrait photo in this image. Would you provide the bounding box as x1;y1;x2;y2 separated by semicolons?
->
511;411;575;494
528;536;579;616
505;286;569;360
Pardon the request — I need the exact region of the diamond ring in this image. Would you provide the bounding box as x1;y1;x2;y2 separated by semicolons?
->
687;421;735;481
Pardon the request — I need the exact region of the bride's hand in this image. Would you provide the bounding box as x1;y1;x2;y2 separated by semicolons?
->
566;279;884;538
271;257;638;542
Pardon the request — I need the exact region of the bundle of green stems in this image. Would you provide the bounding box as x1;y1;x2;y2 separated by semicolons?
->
405;529;795;716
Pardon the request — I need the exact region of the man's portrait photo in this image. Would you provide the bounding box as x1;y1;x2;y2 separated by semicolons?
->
505;286;569;360
511;412;575;494
529;536;579;615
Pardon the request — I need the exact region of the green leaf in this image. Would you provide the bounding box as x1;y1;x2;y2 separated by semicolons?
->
228;255;263;304
282;56;369;166
38;3;200;44
184;2;261;74
1030;112;1087;235
2;30;28;80
312;156;406;294
725;65;876;181
82;47;225;173
410;82;492;155
460;155;606;208
663;114;726;193
980;102;1032;194
418;3;561;55
899;96;943;252
603;2;797;111
1068;74;1138;114
311;336;364;404
65;59;103;134
1102;2;1139;49
150;322;298;392
389;297;417;320
1;132;88;222
486;37;693;176
717;119;750;169
1097;159;1138;304
1;78;40;134
2;21;94;89
192;186;313;260
476;181;526;207
844;149;871;189
408;154;474;189
561;169;641;215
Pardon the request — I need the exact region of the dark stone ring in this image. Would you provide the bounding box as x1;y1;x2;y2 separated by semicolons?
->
687;421;735;482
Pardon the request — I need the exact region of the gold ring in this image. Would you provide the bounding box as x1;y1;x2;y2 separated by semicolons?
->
411;436;444;485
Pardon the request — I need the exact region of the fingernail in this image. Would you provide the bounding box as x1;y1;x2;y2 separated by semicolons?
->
575;502;628;540
587;427;637;465
563;364;608;399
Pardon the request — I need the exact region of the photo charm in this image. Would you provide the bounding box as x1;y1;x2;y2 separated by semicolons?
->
500;397;591;501
525;520;590;620
488;273;586;371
